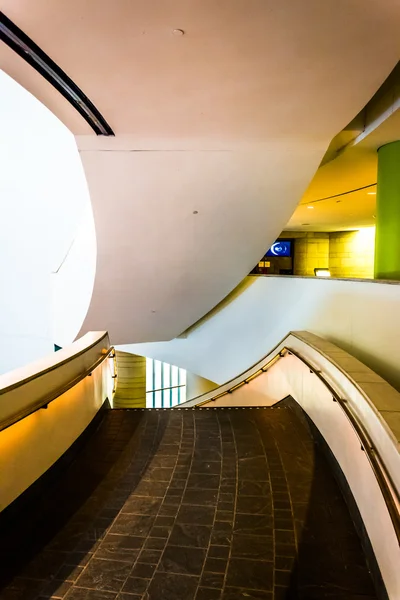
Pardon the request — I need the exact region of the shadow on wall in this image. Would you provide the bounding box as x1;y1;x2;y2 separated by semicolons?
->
0;406;154;592
276;400;382;600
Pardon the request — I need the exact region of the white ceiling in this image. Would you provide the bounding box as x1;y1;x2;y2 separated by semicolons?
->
288;82;400;231
1;0;399;343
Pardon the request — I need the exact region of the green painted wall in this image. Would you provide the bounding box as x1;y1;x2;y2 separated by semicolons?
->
375;141;400;280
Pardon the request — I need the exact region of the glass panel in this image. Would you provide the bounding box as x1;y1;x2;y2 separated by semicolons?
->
171;365;179;387
146;391;153;408
171;386;179;407
155;390;162;408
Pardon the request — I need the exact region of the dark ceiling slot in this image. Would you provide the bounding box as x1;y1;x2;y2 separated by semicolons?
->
0;12;114;136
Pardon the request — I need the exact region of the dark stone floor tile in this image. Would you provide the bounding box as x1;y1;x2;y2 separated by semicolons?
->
75;558;131;592
121;496;162;515
226;558;273;590
177;505;215;526
144;467;174;481
183;489;218;506
131;562;157;578
43;578;73;598
65;588;117;600
237;481;271;497
146;572;199;600
187;474;220;490
55;564;84;582
210;531;232;546
159;545;206;575
191;461;221;476
236;496;272;515
200;572;225;588
203;557;227;574
196;588;222;599
275;569;293;587
234;514;273;537
96;533;143;562
208;545;230;559
222;589;272;600
138;549;163;564
150;525;172;538
110;514;154;537
131;481;168;497
121;576;150;594
159;504;180;517
231;534;273;561
275;529;296;546
65;551;93;567
215;511;233;523
169;523;212;548
116;594;143;600
143;537;167;550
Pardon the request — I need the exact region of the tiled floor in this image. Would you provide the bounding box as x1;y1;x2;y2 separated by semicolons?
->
0;401;378;600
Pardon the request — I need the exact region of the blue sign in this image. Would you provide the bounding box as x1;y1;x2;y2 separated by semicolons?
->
265;240;292;257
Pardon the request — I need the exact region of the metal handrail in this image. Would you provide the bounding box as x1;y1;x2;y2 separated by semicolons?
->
197;344;400;546
0;346;115;433
146;384;185;394
286;347;400;546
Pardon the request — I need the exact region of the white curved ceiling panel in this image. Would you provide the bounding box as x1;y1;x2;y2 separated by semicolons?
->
1;0;399;343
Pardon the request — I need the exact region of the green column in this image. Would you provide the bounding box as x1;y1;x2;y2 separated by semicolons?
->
374;141;400;280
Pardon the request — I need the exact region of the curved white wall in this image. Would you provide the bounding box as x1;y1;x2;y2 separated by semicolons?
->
0;332;114;511
0;70;96;373
3;1;399;345
124;276;400;393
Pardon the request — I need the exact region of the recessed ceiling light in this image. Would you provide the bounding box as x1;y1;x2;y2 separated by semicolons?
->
172;29;185;36
367;191;376;195
307;205;314;209
193;210;198;214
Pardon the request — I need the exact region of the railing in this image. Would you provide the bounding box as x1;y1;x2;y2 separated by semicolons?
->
0;332;115;432
288;347;400;547
183;336;400;549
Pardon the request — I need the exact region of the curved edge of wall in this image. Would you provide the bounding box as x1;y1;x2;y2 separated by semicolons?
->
0;333;115;512
187;332;400;599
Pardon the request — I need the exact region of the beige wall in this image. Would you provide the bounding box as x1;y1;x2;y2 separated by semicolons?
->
186;371;217;401
286;232;329;276
113;351;146;408
329;229;375;278
281;229;375;278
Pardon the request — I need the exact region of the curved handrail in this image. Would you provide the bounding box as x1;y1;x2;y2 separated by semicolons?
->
183;336;400;547
287;347;400;546
0;333;115;433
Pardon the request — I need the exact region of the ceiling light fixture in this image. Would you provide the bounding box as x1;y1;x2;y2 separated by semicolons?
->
367;191;376;195
172;29;185;36
307;206;314;209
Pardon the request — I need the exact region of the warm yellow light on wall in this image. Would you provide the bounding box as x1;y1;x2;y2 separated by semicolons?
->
354;227;375;252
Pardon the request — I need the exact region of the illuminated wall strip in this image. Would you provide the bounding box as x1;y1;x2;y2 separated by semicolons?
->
0;12;114;136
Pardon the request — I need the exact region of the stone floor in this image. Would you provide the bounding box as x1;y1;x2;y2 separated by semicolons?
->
0;401;378;600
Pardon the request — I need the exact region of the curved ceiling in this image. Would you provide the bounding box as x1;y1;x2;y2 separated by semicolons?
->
288;64;400;231
1;1;399;344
